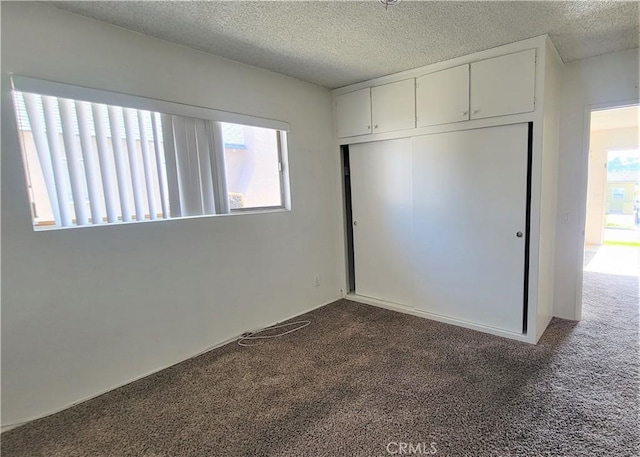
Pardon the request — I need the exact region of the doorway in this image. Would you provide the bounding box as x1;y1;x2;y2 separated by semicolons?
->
584;104;639;278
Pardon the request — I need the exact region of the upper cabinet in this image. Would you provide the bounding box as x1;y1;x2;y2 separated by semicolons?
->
335;46;537;138
336;88;372;138
416;64;470;128
336;79;415;138
470;49;536;120
371;79;416;134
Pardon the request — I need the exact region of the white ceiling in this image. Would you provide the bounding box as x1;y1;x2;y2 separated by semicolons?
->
591;105;640;131
50;1;640;89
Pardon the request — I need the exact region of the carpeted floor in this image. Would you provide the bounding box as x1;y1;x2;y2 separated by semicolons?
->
2;264;639;456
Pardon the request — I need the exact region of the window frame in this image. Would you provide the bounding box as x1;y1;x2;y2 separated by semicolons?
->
12;76;290;132
226;130;288;213
10;75;292;230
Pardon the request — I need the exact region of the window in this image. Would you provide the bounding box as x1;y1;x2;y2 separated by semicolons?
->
221;123;284;210
612;187;626;200
11;76;290;229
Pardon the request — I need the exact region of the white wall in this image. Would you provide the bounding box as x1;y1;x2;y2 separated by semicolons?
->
1;2;342;426
554;47;639;319
535;38;562;340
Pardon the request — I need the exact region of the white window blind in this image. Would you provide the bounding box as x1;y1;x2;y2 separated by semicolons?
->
14;92;172;226
11;76;290;230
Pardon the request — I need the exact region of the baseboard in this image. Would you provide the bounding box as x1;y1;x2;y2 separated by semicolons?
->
346;293;535;344
0;332;236;433
1;296;340;433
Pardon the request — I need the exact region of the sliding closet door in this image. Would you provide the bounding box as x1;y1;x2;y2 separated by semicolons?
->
350;138;413;306
412;123;529;333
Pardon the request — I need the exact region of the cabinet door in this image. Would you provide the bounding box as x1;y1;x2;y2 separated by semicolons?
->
336;88;372;138
412;123;529;333
470;49;536;120
416;64;469;127
350;138;413;306
371;79;415;134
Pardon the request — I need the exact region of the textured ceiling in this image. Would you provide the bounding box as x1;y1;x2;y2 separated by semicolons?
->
50;1;640;89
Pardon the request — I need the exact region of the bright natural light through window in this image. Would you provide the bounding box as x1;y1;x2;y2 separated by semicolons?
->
221;122;284;210
11;81;289;230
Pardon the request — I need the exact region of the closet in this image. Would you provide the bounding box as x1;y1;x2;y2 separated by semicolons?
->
335;36;561;343
350;138;413;307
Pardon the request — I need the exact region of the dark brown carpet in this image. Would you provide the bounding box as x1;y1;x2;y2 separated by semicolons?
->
2;268;639;456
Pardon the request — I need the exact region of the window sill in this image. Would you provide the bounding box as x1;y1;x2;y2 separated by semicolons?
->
32;207;291;231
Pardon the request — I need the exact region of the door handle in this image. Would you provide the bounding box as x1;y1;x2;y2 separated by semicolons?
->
353;221;358;226
516;231;523;238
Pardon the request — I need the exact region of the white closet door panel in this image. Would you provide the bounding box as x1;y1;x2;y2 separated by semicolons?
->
350;138;413;306
412;123;528;333
371;79;416;134
470;49;536;120
416;64;470;127
336;88;372;138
